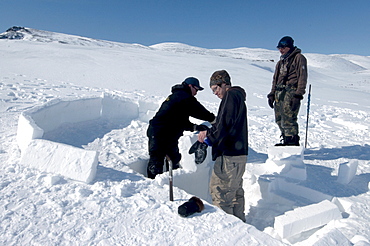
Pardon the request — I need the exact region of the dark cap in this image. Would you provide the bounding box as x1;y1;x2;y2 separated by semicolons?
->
183;77;204;90
210;70;231;87
277;36;294;49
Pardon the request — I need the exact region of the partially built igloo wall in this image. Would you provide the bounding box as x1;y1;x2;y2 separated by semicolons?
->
244;146;360;241
16;93;214;201
16;94;145;183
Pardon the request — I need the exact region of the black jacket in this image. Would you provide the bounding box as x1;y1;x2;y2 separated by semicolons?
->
207;86;248;160
148;82;215;139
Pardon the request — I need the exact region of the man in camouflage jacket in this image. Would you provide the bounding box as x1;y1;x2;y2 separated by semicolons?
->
267;36;308;146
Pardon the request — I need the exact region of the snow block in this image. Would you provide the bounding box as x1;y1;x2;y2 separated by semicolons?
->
337;160;358;184
30;97;102;132
274;200;342;239
275;178;333;203
300;227;352;246
20;139;98;183
17;113;44;152
265;146;306;180
267;146;304;166
101;93;139;120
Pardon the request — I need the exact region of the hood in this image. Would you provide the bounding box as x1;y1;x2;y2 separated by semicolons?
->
171;82;192;95
229;86;246;101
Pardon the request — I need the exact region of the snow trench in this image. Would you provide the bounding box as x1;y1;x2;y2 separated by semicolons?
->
15;94;213;202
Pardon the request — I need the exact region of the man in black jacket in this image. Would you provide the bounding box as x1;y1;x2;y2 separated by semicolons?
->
147;77;216;179
198;70;248;222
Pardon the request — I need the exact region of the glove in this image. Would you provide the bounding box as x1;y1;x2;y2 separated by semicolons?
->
267;94;275;109
188;141;208;164
194;124;209;132
178;196;204;217
290;95;303;111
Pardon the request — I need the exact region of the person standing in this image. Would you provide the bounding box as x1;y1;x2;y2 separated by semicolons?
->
198;70;248;222
267;36;308;146
147;77;215;179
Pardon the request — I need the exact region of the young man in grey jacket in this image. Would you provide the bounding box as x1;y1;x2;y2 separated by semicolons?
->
198;70;248;222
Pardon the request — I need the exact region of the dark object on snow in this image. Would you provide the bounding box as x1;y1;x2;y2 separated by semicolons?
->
275;135;300;146
304;84;312;148
188;141;208;164
165;156;174;202
178;196;205;217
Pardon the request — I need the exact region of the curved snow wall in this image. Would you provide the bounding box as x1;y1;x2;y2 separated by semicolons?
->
16;94;144;183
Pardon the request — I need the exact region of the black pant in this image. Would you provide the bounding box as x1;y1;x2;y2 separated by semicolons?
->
147;135;181;179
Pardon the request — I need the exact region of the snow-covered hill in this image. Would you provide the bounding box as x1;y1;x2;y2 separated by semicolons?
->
0;27;369;245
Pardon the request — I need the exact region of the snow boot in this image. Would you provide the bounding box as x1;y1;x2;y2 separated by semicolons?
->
178;196;205;217
285;135;300;146
275;134;286;146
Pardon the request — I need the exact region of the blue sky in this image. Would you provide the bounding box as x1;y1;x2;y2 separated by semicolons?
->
1;0;369;56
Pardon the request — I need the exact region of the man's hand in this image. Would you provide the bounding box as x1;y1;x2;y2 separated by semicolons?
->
198;131;207;143
267;94;275;109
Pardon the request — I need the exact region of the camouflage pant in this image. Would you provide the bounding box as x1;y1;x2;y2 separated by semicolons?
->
274;87;300;136
210;155;247;222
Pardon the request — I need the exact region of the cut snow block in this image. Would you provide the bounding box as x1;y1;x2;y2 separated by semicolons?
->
20;139;98;183
274;200;342;239
302;228;352;246
337;160;358;184
267;146;304;166
17;113;44;152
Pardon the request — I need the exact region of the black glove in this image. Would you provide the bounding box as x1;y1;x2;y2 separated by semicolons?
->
194;124;209;132
291;94;303;111
188;141;208;164
178;196;205;217
267;94;275;109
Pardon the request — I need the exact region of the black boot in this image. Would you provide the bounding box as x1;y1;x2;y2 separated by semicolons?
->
147;164;163;179
285;135;300;146
275;134;286;146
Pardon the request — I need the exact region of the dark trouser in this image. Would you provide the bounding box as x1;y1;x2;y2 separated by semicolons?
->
147;135;181;179
210;155;247;222
274;87;300;136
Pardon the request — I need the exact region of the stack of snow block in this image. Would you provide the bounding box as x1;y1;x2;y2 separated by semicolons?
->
265;146;306;181
274;199;342;239
16;94;140;184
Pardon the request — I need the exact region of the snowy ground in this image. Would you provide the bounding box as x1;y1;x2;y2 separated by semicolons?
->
0;27;369;245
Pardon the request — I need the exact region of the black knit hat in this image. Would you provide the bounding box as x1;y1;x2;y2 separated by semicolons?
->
277;36;294;49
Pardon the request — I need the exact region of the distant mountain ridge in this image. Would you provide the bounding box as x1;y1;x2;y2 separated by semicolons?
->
0;26;277;62
0;26;149;49
1;26;369;69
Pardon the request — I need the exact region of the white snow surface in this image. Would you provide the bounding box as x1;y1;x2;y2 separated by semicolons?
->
1;27;370;245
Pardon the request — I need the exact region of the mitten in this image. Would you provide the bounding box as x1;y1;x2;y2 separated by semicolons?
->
188;141;208;164
267;94;275;109
178;196;205;217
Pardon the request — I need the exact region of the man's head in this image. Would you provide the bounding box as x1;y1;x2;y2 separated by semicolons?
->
184;77;203;96
209;70;231;99
277;36;294;55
